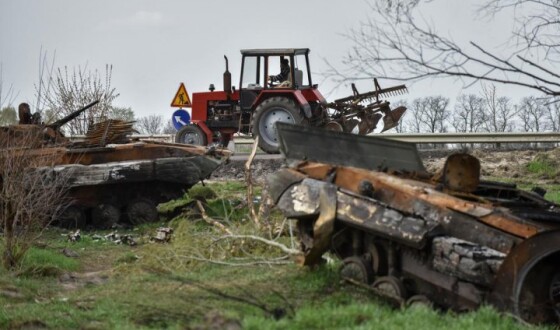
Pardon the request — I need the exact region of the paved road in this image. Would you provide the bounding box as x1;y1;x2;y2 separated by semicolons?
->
230;153;282;161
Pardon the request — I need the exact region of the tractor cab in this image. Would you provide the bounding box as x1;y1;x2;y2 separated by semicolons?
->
239;48;313;111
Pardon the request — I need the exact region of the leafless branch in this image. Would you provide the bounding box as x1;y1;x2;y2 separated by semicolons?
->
181;255;291;267
325;0;560;101
135;115;164;134
0;130;73;269
42;64;119;133
245;137;260;229
213;235;301;256
0;63;18;110
195;200;232;235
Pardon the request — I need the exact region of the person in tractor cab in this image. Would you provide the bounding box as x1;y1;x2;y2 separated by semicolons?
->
268;57;291;87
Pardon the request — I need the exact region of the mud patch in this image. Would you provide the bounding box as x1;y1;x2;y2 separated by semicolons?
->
58;271;109;291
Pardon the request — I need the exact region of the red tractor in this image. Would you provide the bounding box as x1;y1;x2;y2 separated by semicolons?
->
174;48;408;153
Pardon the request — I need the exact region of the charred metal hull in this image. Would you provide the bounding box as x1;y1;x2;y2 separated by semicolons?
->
2;105;229;229
270;123;560;325
32;141;229;228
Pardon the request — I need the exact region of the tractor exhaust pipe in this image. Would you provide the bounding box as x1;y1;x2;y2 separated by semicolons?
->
223;55;232;96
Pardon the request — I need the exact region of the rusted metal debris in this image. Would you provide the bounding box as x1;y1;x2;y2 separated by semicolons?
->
82;119;137;147
270;123;560;325
1;102;231;230
152;227;173;243
67;230;81;242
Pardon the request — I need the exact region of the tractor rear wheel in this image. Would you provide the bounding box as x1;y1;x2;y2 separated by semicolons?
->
252;97;304;154
175;124;208;146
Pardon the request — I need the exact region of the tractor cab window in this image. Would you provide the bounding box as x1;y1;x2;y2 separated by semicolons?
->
241;56;262;89
293;54;310;88
267;56;293;88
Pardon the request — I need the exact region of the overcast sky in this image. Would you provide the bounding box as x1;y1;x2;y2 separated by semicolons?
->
0;0;523;120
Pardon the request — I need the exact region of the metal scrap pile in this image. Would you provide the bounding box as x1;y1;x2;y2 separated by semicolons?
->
269;123;560;325
82;119;137;147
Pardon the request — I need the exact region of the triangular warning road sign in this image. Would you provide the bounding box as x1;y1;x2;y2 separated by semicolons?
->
171;83;192;107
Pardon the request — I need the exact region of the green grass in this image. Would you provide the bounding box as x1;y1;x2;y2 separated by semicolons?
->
17;247;80;276
526;153;560;176
0;180;549;329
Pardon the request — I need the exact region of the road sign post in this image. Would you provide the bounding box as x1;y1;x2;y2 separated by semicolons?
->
172;109;191;130
171;83;191;108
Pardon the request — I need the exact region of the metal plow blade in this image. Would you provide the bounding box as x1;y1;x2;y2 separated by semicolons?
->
381;106;407;132
276;122;426;173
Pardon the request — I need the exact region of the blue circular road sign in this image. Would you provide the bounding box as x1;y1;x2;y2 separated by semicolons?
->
172;109;191;130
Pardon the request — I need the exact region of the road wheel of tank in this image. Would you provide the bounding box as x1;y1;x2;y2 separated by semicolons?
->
175;124;208;146
406;295;433;309
252;97;304;154
91;203;121;229
372;276;408;301
126;198;158;226
340;256;374;284
515;255;560;324
368;243;388;276
57;206;86;229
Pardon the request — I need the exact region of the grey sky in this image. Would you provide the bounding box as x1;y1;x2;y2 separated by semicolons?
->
0;0;524;119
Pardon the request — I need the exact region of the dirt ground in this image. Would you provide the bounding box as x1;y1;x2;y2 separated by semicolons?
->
212;148;560;184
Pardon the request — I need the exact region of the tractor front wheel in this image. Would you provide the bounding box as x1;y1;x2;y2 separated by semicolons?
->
175;124;208;146
252;97;304;154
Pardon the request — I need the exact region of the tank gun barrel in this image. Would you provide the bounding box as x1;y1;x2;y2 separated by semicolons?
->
49;100;100;130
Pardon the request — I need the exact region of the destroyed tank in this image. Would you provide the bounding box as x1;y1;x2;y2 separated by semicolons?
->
1;101;230;229
269;123;560;325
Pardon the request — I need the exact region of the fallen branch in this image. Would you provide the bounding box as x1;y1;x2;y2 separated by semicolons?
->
196;200;232;235
214;234;301;255
181;255;292;267
245;137;260;229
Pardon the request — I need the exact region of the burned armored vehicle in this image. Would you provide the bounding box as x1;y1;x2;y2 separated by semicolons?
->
269;123;560;325
1;101;230;229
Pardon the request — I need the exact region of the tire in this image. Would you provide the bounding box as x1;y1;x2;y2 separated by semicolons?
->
252;97;304;154
57;205;87;229
91;203;121;229
175;124;208;146
372;276;408;300
126;198;158;225
340;256;374;284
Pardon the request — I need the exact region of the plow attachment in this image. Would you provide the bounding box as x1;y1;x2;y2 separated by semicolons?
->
327;79;408;134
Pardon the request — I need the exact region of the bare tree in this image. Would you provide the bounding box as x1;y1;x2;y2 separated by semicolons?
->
0;130;71;269
452;94;485;133
480;84;517;132
162;119;176;134
406;99;423;133
545;102;560;132
327;0;560;104
34;47;56;116
0;63;17;110
0;107;17;126
517;96;547;132
406;96;449;133
109;106;135;122
136;115;164;135
43;64;119;134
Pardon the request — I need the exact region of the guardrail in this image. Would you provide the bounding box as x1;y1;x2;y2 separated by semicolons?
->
234;132;560;145
70;132;560;145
